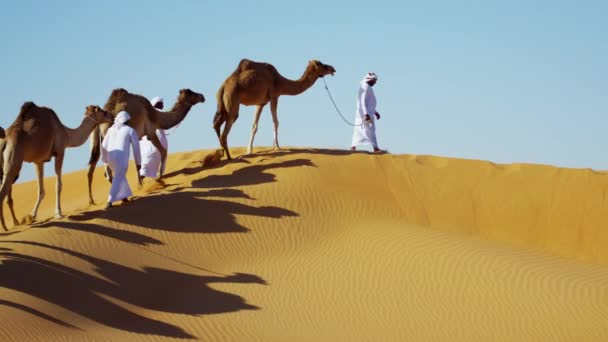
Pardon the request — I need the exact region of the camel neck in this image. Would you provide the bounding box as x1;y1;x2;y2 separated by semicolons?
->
157;102;192;130
66;116;98;147
276;65;318;96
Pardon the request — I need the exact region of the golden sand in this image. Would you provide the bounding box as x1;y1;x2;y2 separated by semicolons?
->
0;147;607;341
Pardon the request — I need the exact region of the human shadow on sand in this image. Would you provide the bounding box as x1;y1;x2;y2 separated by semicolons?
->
67;188;296;233
0;240;266;338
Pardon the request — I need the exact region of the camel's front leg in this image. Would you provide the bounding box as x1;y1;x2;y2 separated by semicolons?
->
7;186;19;227
247;104;265;155
270;97;280;150
0;146;24;229
0;177;11;230
31;162;45;221
54;152;64;218
221;116;237;160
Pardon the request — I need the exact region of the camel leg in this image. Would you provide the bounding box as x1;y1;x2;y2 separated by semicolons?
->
247;104;265;155
213;111;225;142
6;186;19;227
0;144;24;230
148;133;167;178
31;162;45;221
220;115;237;161
0;177;16;230
88;124;111;205
87;127;100;205
54;152;64;218
270;97;280;150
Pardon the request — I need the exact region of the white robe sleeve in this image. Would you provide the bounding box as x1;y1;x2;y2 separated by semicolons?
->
130;128;142;165
101;131;109;164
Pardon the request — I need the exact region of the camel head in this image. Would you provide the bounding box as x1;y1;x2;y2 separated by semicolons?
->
177;89;206;106
309;60;336;78
84;105;113;124
0;127;4;139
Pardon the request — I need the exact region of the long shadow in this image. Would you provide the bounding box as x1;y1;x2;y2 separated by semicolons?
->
242;147;382;159
163;158;250;180
0;241;267;338
193;158;316;189
0;299;81;329
33;221;163;246
67;188;296;233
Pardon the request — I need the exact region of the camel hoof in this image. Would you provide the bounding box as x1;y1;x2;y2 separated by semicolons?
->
22;215;35;225
55;214;63;219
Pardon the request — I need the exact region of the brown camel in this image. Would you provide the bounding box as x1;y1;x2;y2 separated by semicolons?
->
0;102;113;230
213;59;336;160
87;88;205;204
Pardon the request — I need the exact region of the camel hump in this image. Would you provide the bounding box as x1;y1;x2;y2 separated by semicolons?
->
237;59;259;72
19;101;37;116
112;88;128;95
14;101;38;124
104;88;129;112
109;88;129;100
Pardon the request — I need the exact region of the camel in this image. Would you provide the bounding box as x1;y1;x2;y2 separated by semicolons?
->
0;102;113;230
213;59;336;160
87;88;205;205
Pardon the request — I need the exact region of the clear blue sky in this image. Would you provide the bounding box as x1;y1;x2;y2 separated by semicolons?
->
1;0;607;182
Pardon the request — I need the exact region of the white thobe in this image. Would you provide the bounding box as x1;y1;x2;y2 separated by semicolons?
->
352;81;379;148
139;129;168;178
101;123;141;203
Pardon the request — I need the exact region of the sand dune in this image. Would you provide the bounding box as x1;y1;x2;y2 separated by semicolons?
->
0;147;607;341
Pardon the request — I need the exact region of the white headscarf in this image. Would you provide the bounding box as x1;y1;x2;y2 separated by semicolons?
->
363;72;378;83
150;96;163;107
115;111;130;126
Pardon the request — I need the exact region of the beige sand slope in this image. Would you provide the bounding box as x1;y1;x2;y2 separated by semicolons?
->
0;148;607;341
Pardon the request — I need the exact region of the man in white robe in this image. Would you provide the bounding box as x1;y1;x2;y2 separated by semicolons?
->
139;96;168;179
101;111;142;208
351;72;382;152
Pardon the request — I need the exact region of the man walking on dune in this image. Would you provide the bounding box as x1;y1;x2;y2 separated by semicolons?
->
351;72;382;152
139;96;169;179
101;111;142;209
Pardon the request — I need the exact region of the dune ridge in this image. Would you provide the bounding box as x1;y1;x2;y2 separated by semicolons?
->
0;147;607;341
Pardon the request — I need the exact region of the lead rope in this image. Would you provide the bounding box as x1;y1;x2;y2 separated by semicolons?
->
322;77;364;129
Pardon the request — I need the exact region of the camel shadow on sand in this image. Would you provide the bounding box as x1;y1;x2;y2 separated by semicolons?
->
192;157;316;189
0;240;267;338
162;148;359;181
66;187;297;233
0;152;319;337
65;158;314;233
